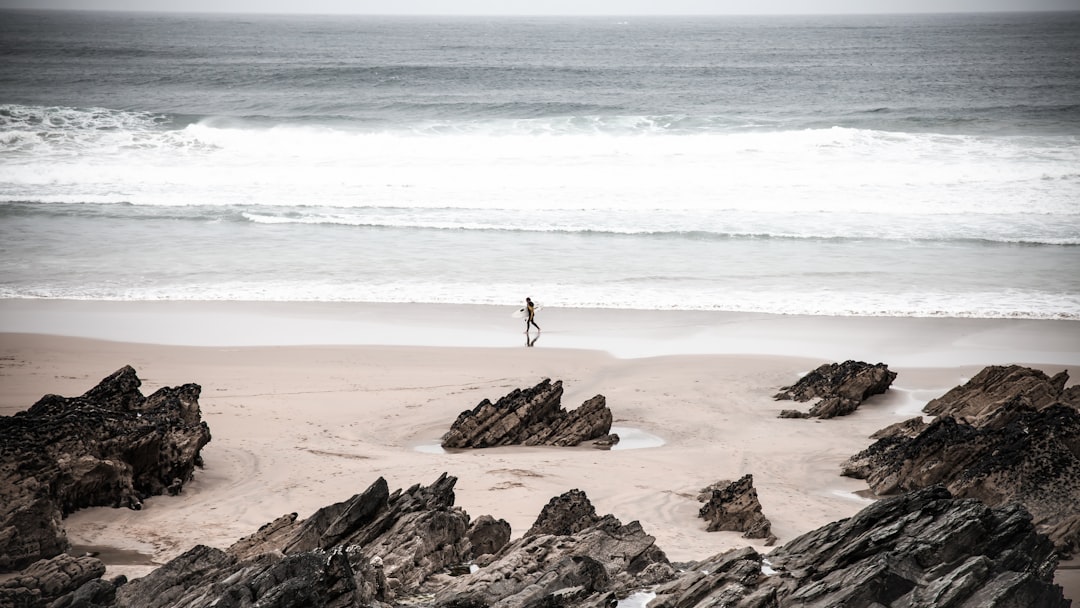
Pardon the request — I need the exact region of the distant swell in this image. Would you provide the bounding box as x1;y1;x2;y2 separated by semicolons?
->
1;202;1076;246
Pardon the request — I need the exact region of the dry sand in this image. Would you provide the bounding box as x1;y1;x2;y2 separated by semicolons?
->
1;300;1077;599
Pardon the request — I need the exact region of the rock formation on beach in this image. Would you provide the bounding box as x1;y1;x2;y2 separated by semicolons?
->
440;378;613;448
774;360;896;419
924;364;1079;420
7;475;670;608
433;487;674;607
4;477;1070;607
652;485;1069;608
697;474;776;544
110;473;476;608
4;366;1074;607
525;488;602;537
0;552;115;608
0;366;211;572
842;365;1080;557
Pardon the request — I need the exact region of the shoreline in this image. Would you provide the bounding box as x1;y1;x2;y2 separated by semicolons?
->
2;298;1079;365
1;299;1077;600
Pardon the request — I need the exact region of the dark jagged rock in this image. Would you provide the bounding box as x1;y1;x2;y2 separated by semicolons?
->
774;360;896;419
526;488;603;538
58;477;671;608
844;366;1080;557
697;474;776;544
52;575;123;608
651;486;1070;608
91;474;469;607
441;379;613;449
0;366;211;572
466;514;511;559
0;553;108;608
843;397;1080;557
649;546;767;608
10;478;1072;607
924;364;1077;420
433;489;675;607
111;543;381;608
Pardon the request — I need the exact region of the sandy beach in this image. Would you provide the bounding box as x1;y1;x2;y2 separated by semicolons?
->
1;299;1078;599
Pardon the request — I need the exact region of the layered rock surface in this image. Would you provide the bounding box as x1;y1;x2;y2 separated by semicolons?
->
433;488;674;607
110;473;475;608
843;366;1080;556
924;364;1079;419
4;366;1074;607
4;479;1071;607
697;474;776;544
440;379;612;448
652;485;1069;608
0;553;115;608
775;360;896;418
0;366;211;572
10;476;672;608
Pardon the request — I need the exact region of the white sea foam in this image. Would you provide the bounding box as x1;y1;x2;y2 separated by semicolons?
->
3;103;1079;319
4;105;1078;221
3;281;1077;320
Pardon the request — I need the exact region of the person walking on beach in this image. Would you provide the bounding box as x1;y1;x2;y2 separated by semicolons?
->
525;297;541;333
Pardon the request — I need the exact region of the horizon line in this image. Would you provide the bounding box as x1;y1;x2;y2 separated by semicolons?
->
1;6;1077;17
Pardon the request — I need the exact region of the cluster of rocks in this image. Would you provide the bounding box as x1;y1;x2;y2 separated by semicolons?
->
0;366;211;572
440;379;614;449
696;474;776;545
3;366;1075;607
0;553;113;608
4;477;1067;608
843;364;1080;557
434;485;673;607
651;485;1068;608
0;474;671;608
775;360;896;419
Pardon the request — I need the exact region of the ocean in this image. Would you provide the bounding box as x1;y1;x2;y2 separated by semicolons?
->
2;10;1079;318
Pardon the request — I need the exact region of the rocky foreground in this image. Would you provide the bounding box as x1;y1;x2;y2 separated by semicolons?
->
0;366;211;572
843;365;1080;558
1;364;1075;607
2;476;1068;607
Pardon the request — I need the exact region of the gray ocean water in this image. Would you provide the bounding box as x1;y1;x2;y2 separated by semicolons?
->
1;10;1079;317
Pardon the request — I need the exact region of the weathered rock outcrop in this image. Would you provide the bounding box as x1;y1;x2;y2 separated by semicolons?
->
434;488;675;607
0;366;211;572
924;364;1078;420
110;543;378;608
775;360;896;419
107;473;473;607
466;515;512;559
843;365;1080;557
525;488;602;537
29;478;671;608
651;486;1069;608
9;480;1073;608
697;474;776;544
0;553;114;608
441;379;613;449
843;400;1080;557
